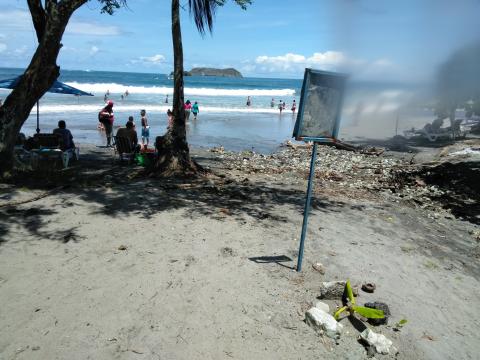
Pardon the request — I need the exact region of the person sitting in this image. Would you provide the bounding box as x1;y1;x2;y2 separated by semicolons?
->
116;120;141;153
53;120;75;151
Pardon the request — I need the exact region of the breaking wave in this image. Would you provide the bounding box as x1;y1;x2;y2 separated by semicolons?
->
65;82;296;97
38;104;284;114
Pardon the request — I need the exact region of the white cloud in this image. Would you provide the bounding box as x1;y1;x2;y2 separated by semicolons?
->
0;43;6;53
0;10;121;36
254;51;352;73
0;10;30;31
13;45;27;56
242;51;395;79
90;46;99;56
137;54;166;64
66;21;121;36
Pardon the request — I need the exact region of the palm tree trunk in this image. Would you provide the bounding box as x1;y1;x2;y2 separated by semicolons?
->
153;0;198;175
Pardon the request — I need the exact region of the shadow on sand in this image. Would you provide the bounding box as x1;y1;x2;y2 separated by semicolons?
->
0;151;361;246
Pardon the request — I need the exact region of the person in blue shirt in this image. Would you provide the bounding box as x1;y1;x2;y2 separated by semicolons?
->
192;101;199;120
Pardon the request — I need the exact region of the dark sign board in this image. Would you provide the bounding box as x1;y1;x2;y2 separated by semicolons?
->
293;68;347;142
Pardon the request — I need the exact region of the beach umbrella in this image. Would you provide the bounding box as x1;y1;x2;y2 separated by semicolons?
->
0;76;93;133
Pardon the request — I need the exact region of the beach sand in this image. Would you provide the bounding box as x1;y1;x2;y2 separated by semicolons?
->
0;143;479;359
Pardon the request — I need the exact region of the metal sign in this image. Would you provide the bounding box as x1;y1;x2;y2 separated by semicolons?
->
293;68;347;142
294;68;347;272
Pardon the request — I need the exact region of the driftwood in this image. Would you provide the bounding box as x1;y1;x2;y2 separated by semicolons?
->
284;140;385;155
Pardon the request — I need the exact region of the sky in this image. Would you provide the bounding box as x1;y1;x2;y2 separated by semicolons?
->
0;0;479;81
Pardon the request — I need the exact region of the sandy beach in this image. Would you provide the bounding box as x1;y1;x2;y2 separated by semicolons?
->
0;141;479;359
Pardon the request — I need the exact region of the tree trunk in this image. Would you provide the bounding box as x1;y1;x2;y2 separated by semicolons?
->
0;1;86;175
153;0;199;176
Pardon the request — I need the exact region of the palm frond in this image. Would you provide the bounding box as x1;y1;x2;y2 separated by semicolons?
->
188;0;219;35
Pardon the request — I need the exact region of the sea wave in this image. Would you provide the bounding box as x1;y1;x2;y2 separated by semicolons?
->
37;104;286;114
65;82;296;97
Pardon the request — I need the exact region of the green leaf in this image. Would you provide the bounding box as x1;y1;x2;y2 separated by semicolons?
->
334;306;348;320
352;306;385;319
346;280;355;304
396;319;408;327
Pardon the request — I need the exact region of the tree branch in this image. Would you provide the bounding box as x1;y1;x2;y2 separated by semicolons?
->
58;0;90;17
27;0;46;42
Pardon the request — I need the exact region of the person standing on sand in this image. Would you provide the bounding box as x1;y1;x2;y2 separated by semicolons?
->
98;100;114;147
184;100;192;121
140;109;150;147
192;101;199;120
291;100;296;113
165;94;169;104
278;100;283;114
246;96;251;107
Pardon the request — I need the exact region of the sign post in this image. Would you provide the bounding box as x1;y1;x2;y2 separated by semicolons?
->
296;142;318;272
292;68;347;272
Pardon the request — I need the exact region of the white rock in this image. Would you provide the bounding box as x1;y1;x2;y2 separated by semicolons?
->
305;307;343;339
314;301;330;313
360;328;394;355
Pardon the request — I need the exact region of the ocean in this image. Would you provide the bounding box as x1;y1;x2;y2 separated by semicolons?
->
0;67;434;153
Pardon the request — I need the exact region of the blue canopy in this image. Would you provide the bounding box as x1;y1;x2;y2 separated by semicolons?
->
0;76;93;96
0;76;93;133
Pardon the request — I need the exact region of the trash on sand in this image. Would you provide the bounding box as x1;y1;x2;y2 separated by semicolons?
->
118;245;127;251
305;307;343;339
334;281;385;321
312;262;326;274
364;302;391;325
360;328;396;355
361;282;376;293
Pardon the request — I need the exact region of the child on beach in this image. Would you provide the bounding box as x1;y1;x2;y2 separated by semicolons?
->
291;100;296;113
246;96;251;107
278;100;283;113
141;109;150;147
271;98;275;108
192;101;199;120
128;115;136;129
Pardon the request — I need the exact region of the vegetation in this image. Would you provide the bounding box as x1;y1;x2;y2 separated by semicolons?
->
333;280;385;321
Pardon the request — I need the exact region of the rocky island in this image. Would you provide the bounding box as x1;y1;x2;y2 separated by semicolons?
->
170;67;243;78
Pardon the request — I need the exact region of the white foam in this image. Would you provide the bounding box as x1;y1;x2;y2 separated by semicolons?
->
65;82;296;97
37;104;286;114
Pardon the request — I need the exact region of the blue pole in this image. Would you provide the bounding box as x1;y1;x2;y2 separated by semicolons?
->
297;142;318;272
